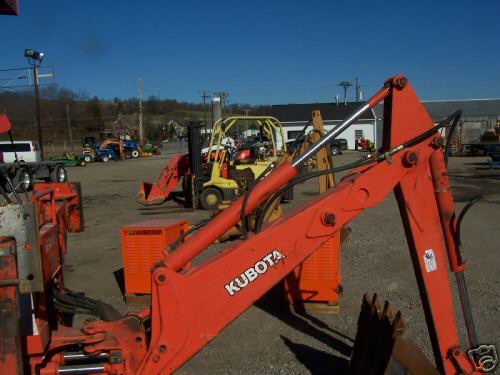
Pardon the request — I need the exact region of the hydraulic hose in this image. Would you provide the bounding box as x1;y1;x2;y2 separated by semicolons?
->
255;110;463;233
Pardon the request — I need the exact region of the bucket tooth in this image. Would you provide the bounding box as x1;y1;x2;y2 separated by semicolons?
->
381;300;393;321
371;293;381;313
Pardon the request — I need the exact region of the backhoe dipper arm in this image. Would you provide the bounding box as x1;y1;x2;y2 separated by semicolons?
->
137;77;478;374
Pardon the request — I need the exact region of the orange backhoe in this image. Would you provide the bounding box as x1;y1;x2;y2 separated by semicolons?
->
0;76;496;374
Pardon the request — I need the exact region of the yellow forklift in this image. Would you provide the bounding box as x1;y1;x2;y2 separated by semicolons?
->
137;116;287;209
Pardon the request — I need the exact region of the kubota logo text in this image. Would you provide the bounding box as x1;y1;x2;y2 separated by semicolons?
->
224;250;285;296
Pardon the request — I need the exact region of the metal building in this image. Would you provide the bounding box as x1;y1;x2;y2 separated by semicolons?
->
374;99;500;144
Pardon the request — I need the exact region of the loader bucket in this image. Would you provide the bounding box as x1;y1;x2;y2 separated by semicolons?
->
136;182;169;205
136;153;189;206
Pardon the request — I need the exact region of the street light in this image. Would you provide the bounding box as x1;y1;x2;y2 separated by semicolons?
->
24;49;44;66
24;49;44;159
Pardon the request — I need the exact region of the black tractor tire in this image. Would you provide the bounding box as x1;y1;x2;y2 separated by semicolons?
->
125;151;132;159
131;149;140;158
331;145;340;156
50;165;68;183
199;187;222;211
101;155;110;163
78;159;86;167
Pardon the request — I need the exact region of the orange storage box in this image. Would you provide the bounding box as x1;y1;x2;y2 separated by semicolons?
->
284;233;341;304
121;219;188;294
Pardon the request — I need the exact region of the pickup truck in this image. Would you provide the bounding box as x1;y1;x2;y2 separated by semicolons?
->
286;137;348;156
329;138;348;155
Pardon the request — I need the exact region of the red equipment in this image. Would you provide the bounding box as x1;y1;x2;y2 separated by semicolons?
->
1;76;491;374
0;181;84;373
136;153;189;205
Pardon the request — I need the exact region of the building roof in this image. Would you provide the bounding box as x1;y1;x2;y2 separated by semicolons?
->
374;99;500;121
271;102;375;123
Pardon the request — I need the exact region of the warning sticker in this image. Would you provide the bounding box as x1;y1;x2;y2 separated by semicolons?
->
423;249;437;272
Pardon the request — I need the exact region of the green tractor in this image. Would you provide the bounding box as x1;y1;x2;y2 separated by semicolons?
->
48;153;87;167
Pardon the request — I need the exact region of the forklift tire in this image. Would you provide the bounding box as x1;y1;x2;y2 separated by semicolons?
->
50;165;68;183
131;149;140;158
199;188;222;211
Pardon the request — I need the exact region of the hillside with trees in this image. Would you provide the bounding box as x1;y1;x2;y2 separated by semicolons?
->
0;85;272;144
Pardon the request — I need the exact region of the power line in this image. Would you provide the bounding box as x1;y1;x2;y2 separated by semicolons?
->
0;67;31;72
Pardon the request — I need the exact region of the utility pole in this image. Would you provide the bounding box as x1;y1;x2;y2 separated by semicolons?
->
138;77;143;144
66;104;74;152
200;90;210;135
33;65;43;158
338;80;352;105
24;49;45;158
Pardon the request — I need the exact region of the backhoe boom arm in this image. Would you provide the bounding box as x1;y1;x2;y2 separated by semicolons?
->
30;76;484;375
139;76;477;374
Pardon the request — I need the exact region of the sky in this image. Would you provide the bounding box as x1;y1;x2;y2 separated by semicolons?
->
1;0;499;105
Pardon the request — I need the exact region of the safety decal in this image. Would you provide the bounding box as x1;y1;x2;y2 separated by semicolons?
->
423;249;437;272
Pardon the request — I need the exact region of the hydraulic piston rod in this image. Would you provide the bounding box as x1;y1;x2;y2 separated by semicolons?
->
291;77;397;168
166;77;396;272
292;103;370;167
62;351;109;363
429;149;479;348
58;364;105;374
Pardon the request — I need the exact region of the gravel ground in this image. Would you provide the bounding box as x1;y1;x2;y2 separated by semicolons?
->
63;147;500;374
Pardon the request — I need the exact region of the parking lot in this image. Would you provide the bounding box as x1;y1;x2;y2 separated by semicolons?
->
63;148;500;374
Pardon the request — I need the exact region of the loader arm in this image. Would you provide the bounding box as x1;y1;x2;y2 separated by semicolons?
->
28;76;484;374
136;153;189;205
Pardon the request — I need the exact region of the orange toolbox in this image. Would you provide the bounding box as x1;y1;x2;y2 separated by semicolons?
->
284;233;341;306
121;219;188;295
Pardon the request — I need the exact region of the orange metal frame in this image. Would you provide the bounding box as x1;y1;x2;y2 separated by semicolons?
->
5;76;484;374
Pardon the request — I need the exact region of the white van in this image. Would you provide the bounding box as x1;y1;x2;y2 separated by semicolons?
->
0;140;42;163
